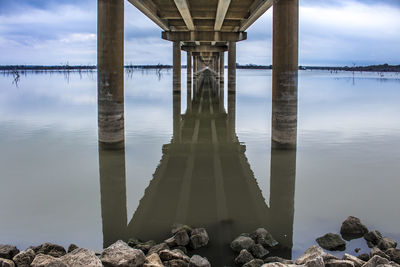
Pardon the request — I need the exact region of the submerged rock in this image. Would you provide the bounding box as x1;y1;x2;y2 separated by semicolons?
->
61;248;102;267
101;240;146;267
189;228;209;249
12;248;35;267
231;236;255;253
0;245;19;260
316;233;346;251
188;255;210;267
30;254;68;267
340;216;368;240
0;258;15;267
235;249;254;266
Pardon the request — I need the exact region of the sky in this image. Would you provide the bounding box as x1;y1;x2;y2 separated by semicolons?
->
0;0;399;66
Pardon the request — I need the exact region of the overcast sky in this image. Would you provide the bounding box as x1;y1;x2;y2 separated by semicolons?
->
0;0;399;66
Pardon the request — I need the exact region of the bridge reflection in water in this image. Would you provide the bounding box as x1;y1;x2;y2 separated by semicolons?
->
98;69;297;265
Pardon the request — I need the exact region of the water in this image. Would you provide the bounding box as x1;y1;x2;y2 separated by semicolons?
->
0;69;400;265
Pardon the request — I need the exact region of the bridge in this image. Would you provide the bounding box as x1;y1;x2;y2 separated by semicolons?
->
97;0;299;149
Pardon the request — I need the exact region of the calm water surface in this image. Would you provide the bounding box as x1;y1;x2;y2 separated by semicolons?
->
0;69;400;265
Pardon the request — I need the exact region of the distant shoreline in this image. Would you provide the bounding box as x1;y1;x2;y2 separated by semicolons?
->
0;64;399;72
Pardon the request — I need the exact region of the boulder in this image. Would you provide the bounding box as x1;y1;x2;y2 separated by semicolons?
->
231;236;255;253
61;248;102;267
325;259;355;267
35;243;66;258
370;248;390;260
295;246;338;265
342;254;365;267
164;259;188;267
340;216;368;240
188;255;210;267
263;257;293;264
0;245;19;260
316;233;346;251
171;247;187;255
304;256;324;267
250;228;269;242
159;250;189;263
235;250;254;266
364;231;383;247
67;244;79;253
361;255;390;267
189;229;209;249
377;238;397;251
244;259;265;267
174;230;190;247
164;237;176;248
12;248;35;267
249;230;279;248
144;253;163;267
100;240;146;267
0;258;15;267
135;241;157;254
172;224;192;235
384;248;400;264
30;254;68;267
250;244;269;259
127;238;142;248
148;243;169;256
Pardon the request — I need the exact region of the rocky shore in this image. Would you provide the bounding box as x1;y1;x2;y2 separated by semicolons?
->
1;217;399;267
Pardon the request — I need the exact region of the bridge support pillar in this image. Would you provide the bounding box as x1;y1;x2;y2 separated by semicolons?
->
228;41;236;93
97;0;124;147
173;93;181;142
272;0;298;149
187;51;192;84
173;41;181;92
219;52;224;84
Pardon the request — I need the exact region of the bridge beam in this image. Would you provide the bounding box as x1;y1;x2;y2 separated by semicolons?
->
173;0;195;31
127;0;169;31
215;0;231;31
271;0;299;149
240;0;275;31
162;31;247;42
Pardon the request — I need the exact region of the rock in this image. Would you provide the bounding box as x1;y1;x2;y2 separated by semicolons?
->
188;255;210;267
67;244;79;253
249;228;279;248
164;237;176;247
316;233;346;251
0;258;15;267
12;248;35;267
231;236;255;253
172;224;192;235
340;216;368;240
377;238;397;251
135;241;157;254
261;263;301;267
189;229;209;249
295;246;338;265
263;257;293;264
244;259;265;267
148;243;169;256
361;255;390;267
36;243;66;258
174;230;190;247
159;250;189;263
171;247;187;255
364;231;383;247
343;254;365;267
250;228;269;242
304;256;324;267
144;253;163;267
250;244;269;258
355;248;361;253
101;240;146;267
370;248;390;260
358;254;370;262
385;248;400;264
30;254;68;267
61;248;102;267
127;238;142;248
235;249;254;266
325;259;355;267
164;259;188;267
0;245;19;260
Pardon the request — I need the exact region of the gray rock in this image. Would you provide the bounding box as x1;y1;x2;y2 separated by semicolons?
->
364;231;383;247
127;238;141;248
67;244;79;253
262;263;302;267
164;237;176;247
361;255;390;267
343;254;365;267
385;248;400;264
263;257;293;264
0;245;19;260
250;244;269;259
36;243;66;258
144;253;163;267
147;243;169;256
250;228;269;242
30;254;68;267
231;236;255;253
304;256;324;267
61;248;102;267
370;248;390;260
0;258;15;267
295;246;338;265
340;216;368;240
101;240;146;267
164;259;188;267
235;249;254;266
174;230;190;247
325;259;355;267
159;250;189;263
188;255;210;267
358;254;370;262
377;238;397;251
12;248;35;267
172;224;192;235
189;229;209;249
135;240;157;254
316;233;346;251
171;246;187;255
244;259;264;267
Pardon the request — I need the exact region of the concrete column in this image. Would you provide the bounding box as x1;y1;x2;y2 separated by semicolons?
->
187;51;192;84
173;93;181;142
219;52;224;84
97;0;124;146
228;93;236;141
228;41;236;93
173;41;181;92
272;0;299;149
